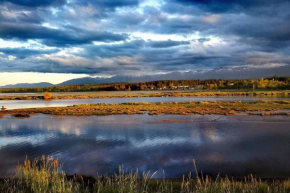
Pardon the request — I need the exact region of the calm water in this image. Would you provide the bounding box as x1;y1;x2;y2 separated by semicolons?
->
0;114;290;178
1;96;290;110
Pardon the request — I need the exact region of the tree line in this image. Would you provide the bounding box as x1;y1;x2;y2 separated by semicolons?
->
1;77;290;93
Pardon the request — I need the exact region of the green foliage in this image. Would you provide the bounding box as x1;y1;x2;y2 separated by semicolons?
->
1;77;290;93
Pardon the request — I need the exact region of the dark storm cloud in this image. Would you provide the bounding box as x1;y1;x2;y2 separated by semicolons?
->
198;38;211;43
147;40;190;48
110;11;146;28
0;0;290;78
0;23;128;46
80;40;191;59
0;47;59;59
203;9;290;50
76;0;140;8
140;52;238;72
167;0;288;13
0;9;43;24
67;0;141;19
72;39;240;75
159;0;290;52
0;0;66;7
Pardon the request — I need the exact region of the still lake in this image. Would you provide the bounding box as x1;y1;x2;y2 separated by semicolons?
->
0;114;290;178
1;96;290;110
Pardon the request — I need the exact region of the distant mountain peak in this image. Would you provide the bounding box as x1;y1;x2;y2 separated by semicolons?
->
0;82;54;89
1;65;290;88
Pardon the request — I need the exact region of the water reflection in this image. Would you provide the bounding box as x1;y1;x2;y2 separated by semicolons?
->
1;95;290;110
0;114;290;178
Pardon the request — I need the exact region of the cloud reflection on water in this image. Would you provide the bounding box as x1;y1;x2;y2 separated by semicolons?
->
0;114;289;178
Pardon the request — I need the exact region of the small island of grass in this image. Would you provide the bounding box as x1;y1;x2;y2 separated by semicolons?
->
1;101;290;118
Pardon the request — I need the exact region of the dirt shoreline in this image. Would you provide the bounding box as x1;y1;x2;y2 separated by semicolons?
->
1;101;290;118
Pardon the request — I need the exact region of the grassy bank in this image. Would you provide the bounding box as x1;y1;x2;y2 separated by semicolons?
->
1;157;289;193
1;101;290;117
0;90;290;100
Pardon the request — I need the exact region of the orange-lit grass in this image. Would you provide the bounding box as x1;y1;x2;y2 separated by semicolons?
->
0;90;290;100
0;157;290;193
1;101;290;118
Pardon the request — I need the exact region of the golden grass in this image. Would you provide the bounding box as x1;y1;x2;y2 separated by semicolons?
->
0;90;290;100
0;157;289;193
2;101;290;118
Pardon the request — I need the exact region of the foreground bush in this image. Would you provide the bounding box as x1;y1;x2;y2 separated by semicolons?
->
0;157;290;193
0;156;80;193
44;92;53;100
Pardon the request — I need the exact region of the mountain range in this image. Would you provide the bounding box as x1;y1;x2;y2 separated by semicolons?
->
1;65;290;88
0;82;54;88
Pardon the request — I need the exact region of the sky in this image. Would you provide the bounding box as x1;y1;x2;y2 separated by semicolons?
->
0;0;290;86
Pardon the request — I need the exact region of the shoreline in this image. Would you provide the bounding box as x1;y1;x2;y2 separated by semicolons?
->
0;90;290;100
1;101;290;118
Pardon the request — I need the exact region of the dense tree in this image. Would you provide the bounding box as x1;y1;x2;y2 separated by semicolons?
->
1;77;290;93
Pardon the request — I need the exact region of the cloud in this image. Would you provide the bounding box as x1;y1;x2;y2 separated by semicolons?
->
216;13;290;49
0;23;128;46
201;15;221;23
73;0;141;15
245;52;290;66
0;8;44;24
0;0;290;79
0;0;66;7
166;0;287;13
0;47;59;59
147;40;190;48
159;0;290;51
76;0;140;8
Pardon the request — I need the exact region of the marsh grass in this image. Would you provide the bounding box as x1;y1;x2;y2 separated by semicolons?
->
1;90;290;101
0;157;290;193
0;156;81;193
3;100;290;118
